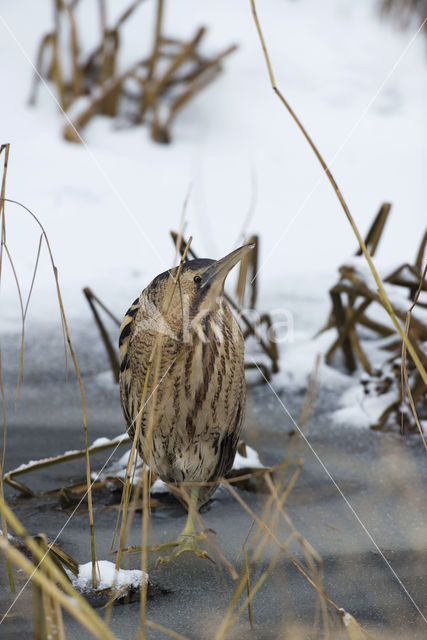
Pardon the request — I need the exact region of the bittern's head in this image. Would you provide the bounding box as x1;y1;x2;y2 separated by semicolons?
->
147;243;254;319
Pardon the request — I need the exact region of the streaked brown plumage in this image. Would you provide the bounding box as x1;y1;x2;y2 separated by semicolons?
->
119;245;252;510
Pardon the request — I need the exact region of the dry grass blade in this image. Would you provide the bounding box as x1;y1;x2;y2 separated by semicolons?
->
0;195;98;586
249;0;427;387
243;547;254;629
145;620;191;640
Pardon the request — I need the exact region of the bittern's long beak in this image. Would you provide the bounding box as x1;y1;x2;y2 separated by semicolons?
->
201;243;255;288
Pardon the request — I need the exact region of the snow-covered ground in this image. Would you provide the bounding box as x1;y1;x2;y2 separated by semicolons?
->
0;1;425;430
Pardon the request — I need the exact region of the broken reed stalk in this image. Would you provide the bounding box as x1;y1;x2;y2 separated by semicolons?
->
3;435;130;496
83;287;120;382
401;263;427;450
249;0;427;388
0;144;15;593
1;196;98;587
146;0;164;82
0;499;119;639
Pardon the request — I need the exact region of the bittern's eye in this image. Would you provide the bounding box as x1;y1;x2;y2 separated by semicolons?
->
193;274;202;284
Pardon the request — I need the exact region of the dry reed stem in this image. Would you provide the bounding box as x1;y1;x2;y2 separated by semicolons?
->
400;262;427;450
0;144;15;592
52;3;67;110
32;533;66;640
145;619;190;640
249;0;427;387
243;548;254;629
83;287;120;382
146;0;164;82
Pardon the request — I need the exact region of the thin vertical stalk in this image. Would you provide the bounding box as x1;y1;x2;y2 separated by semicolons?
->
0;144;15;592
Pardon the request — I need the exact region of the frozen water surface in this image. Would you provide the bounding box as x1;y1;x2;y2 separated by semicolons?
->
0;299;426;639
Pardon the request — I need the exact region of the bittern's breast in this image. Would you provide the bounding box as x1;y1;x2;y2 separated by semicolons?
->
119;299;245;492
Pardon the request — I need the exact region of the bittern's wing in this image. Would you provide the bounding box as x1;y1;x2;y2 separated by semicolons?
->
208;389;245;487
118;296;140;432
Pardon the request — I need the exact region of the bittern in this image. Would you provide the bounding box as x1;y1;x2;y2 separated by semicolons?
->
119;243;253;564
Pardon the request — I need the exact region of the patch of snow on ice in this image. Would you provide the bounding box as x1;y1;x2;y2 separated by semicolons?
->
338;608;352;627
70;560;147;593
150;479;169;494
331;382;398;429
90;437;112;447
0;529;17;542
232;445;264;470
113;433;131;443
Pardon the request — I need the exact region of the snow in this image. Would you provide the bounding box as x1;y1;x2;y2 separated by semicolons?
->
90;437;113;447
150;478;169;494
331;383;398;430
232;445;264;470
14;457;54;471
339;608;352;627
69;560;148;594
0;529;17;542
